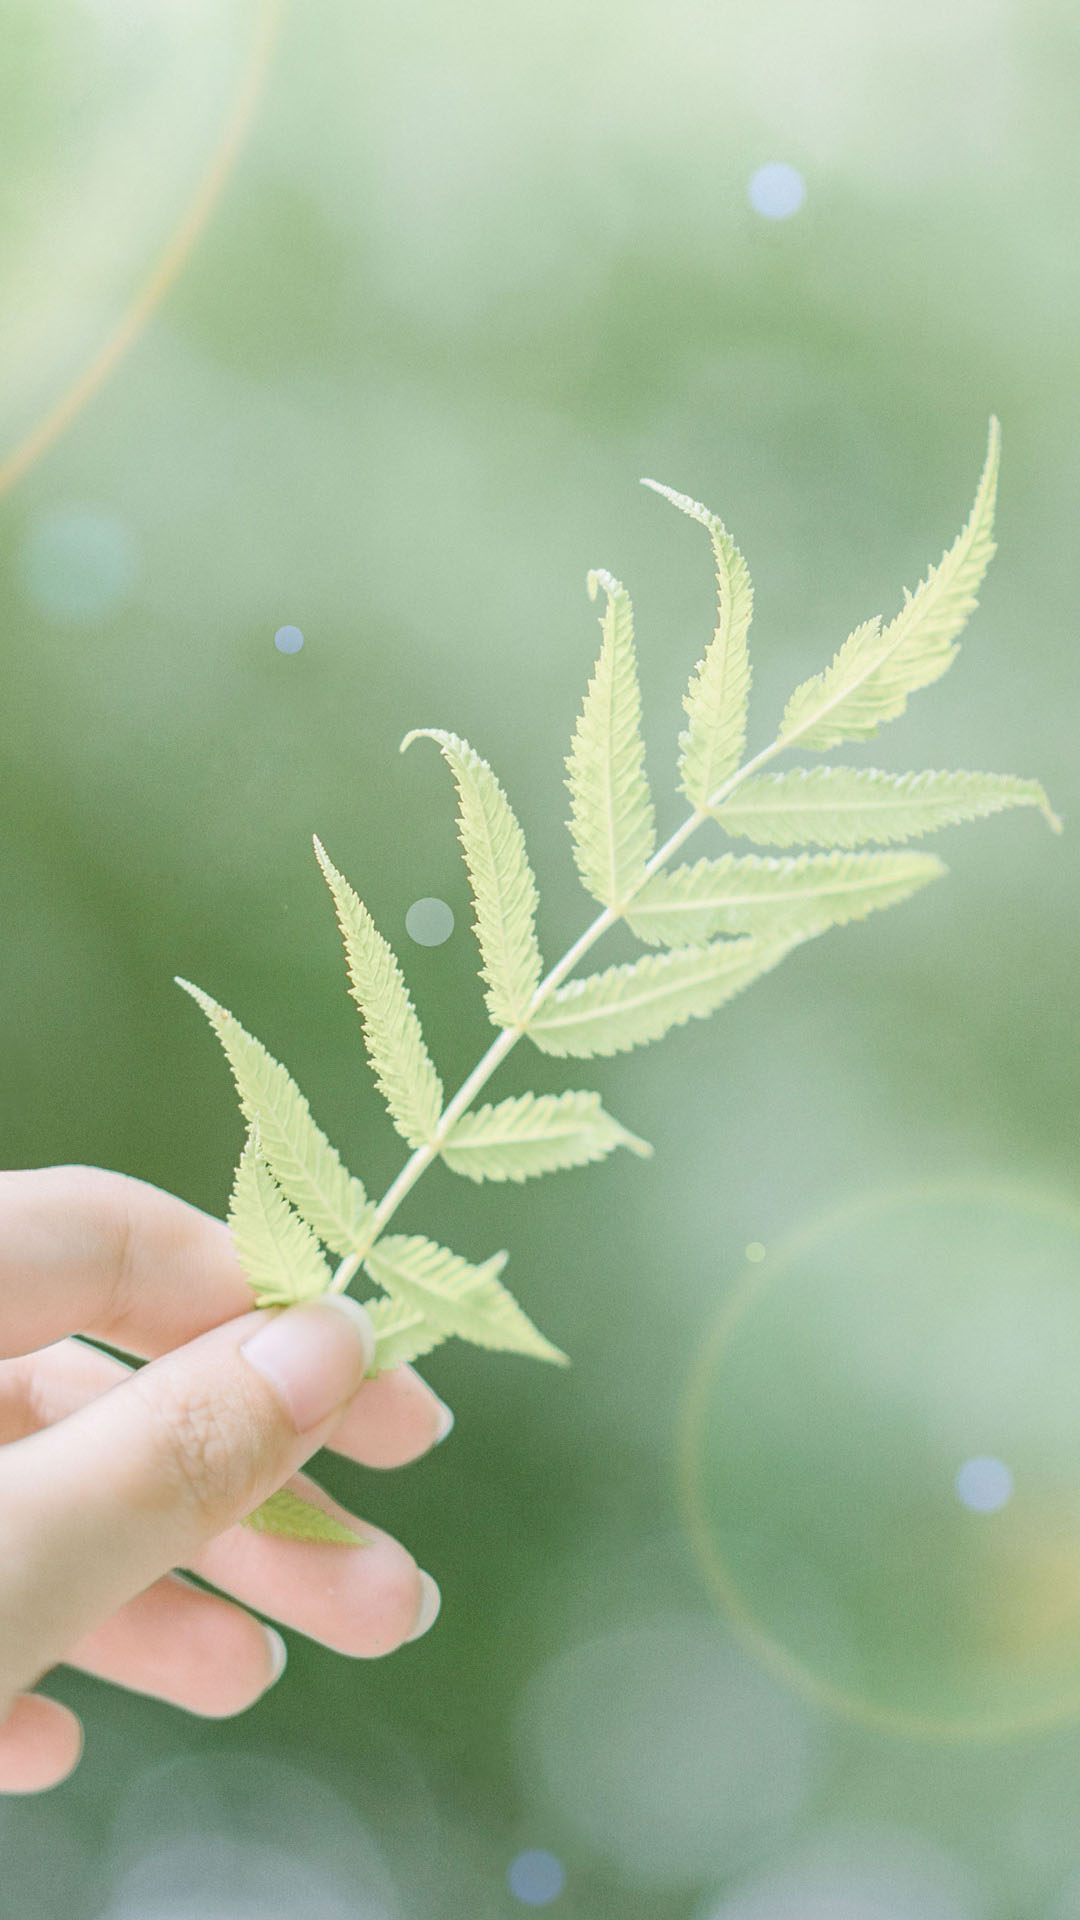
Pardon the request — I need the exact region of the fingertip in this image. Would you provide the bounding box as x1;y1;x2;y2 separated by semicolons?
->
0;1694;84;1795
261;1626;288;1691
328;1364;455;1468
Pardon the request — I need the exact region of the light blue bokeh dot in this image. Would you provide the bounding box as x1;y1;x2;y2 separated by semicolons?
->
274;624;304;653
747;163;806;220
406;897;455;946
20;506;138;623
955;1456;1013;1513
507;1850;566;1906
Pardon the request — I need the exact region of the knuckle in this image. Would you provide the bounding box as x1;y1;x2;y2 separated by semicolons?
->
130;1369;261;1528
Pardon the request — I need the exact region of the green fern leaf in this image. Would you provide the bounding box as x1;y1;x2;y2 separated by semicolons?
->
565;570;656;909
364;1233;568;1364
712;765;1061;848
778;418;1000;751
401;729;543;1028
641;479;752;808
364;1294;449;1374
227;1125;332;1306
440;1089;652;1183
626;848;945;943
529;936;801;1058
242;1486;369;1546
175;979;375;1256
314;837;443;1148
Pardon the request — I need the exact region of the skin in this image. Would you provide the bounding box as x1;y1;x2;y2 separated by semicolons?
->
0;1164;454;1794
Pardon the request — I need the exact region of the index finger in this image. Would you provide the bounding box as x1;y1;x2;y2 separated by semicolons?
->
0;1165;253;1359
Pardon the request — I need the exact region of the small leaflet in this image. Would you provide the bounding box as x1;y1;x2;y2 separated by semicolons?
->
641;479;753;810
565;570;656;909
175;979;375;1256
401;729;543;1028
227;1125;332;1306
242;1486;370;1546
314;837;444;1148
440;1088;651;1182
711;766;1060;848
364;1233;568;1365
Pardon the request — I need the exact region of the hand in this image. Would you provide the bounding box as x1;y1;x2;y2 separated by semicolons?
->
0;1164;452;1794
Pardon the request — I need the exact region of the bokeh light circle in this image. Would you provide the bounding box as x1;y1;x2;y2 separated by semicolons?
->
105;1751;400;1920
955;1456;1014;1514
694;1818;984;1920
508;1848;566;1905
516;1612;818;1890
677;1181;1080;1740
406;896;455;946
101;1837;388;1920
274;623;304;653
747;162;806;219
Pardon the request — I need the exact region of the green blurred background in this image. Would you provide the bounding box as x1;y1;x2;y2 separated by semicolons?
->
2;1;1080;1913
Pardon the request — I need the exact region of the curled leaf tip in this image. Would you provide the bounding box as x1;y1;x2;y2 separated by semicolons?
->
586;567;621;605
1044;802;1064;834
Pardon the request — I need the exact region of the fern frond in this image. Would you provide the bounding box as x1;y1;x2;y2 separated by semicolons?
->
440;1089;652;1183
313;837;443;1148
364;1234;568;1364
626;848;945;943
778;418;1000;750
401;729;543;1028
528;936;801;1058
227;1125;332;1306
242;1487;369;1546
175;979;375;1256
712;765;1060;848
565;570;656;908
641;479;753;808
364;1294;449;1373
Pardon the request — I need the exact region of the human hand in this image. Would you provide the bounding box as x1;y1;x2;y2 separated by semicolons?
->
0;1164;452;1794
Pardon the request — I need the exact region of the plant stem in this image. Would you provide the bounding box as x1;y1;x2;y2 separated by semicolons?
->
329;735;784;1292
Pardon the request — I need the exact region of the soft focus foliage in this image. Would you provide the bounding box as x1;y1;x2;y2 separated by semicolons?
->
2;2;1079;1914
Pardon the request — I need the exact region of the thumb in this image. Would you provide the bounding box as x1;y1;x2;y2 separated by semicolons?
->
0;1295;375;1695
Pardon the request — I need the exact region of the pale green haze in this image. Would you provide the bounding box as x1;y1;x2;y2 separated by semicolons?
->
2;5;1078;1912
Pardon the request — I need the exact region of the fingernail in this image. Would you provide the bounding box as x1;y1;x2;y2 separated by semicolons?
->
241;1295;376;1433
262;1627;288;1687
406;1569;441;1642
432;1398;454;1444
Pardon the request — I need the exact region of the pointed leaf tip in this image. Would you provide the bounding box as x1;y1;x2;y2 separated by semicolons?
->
175;975;216;1016
400;728;432;754
640;477;677;504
